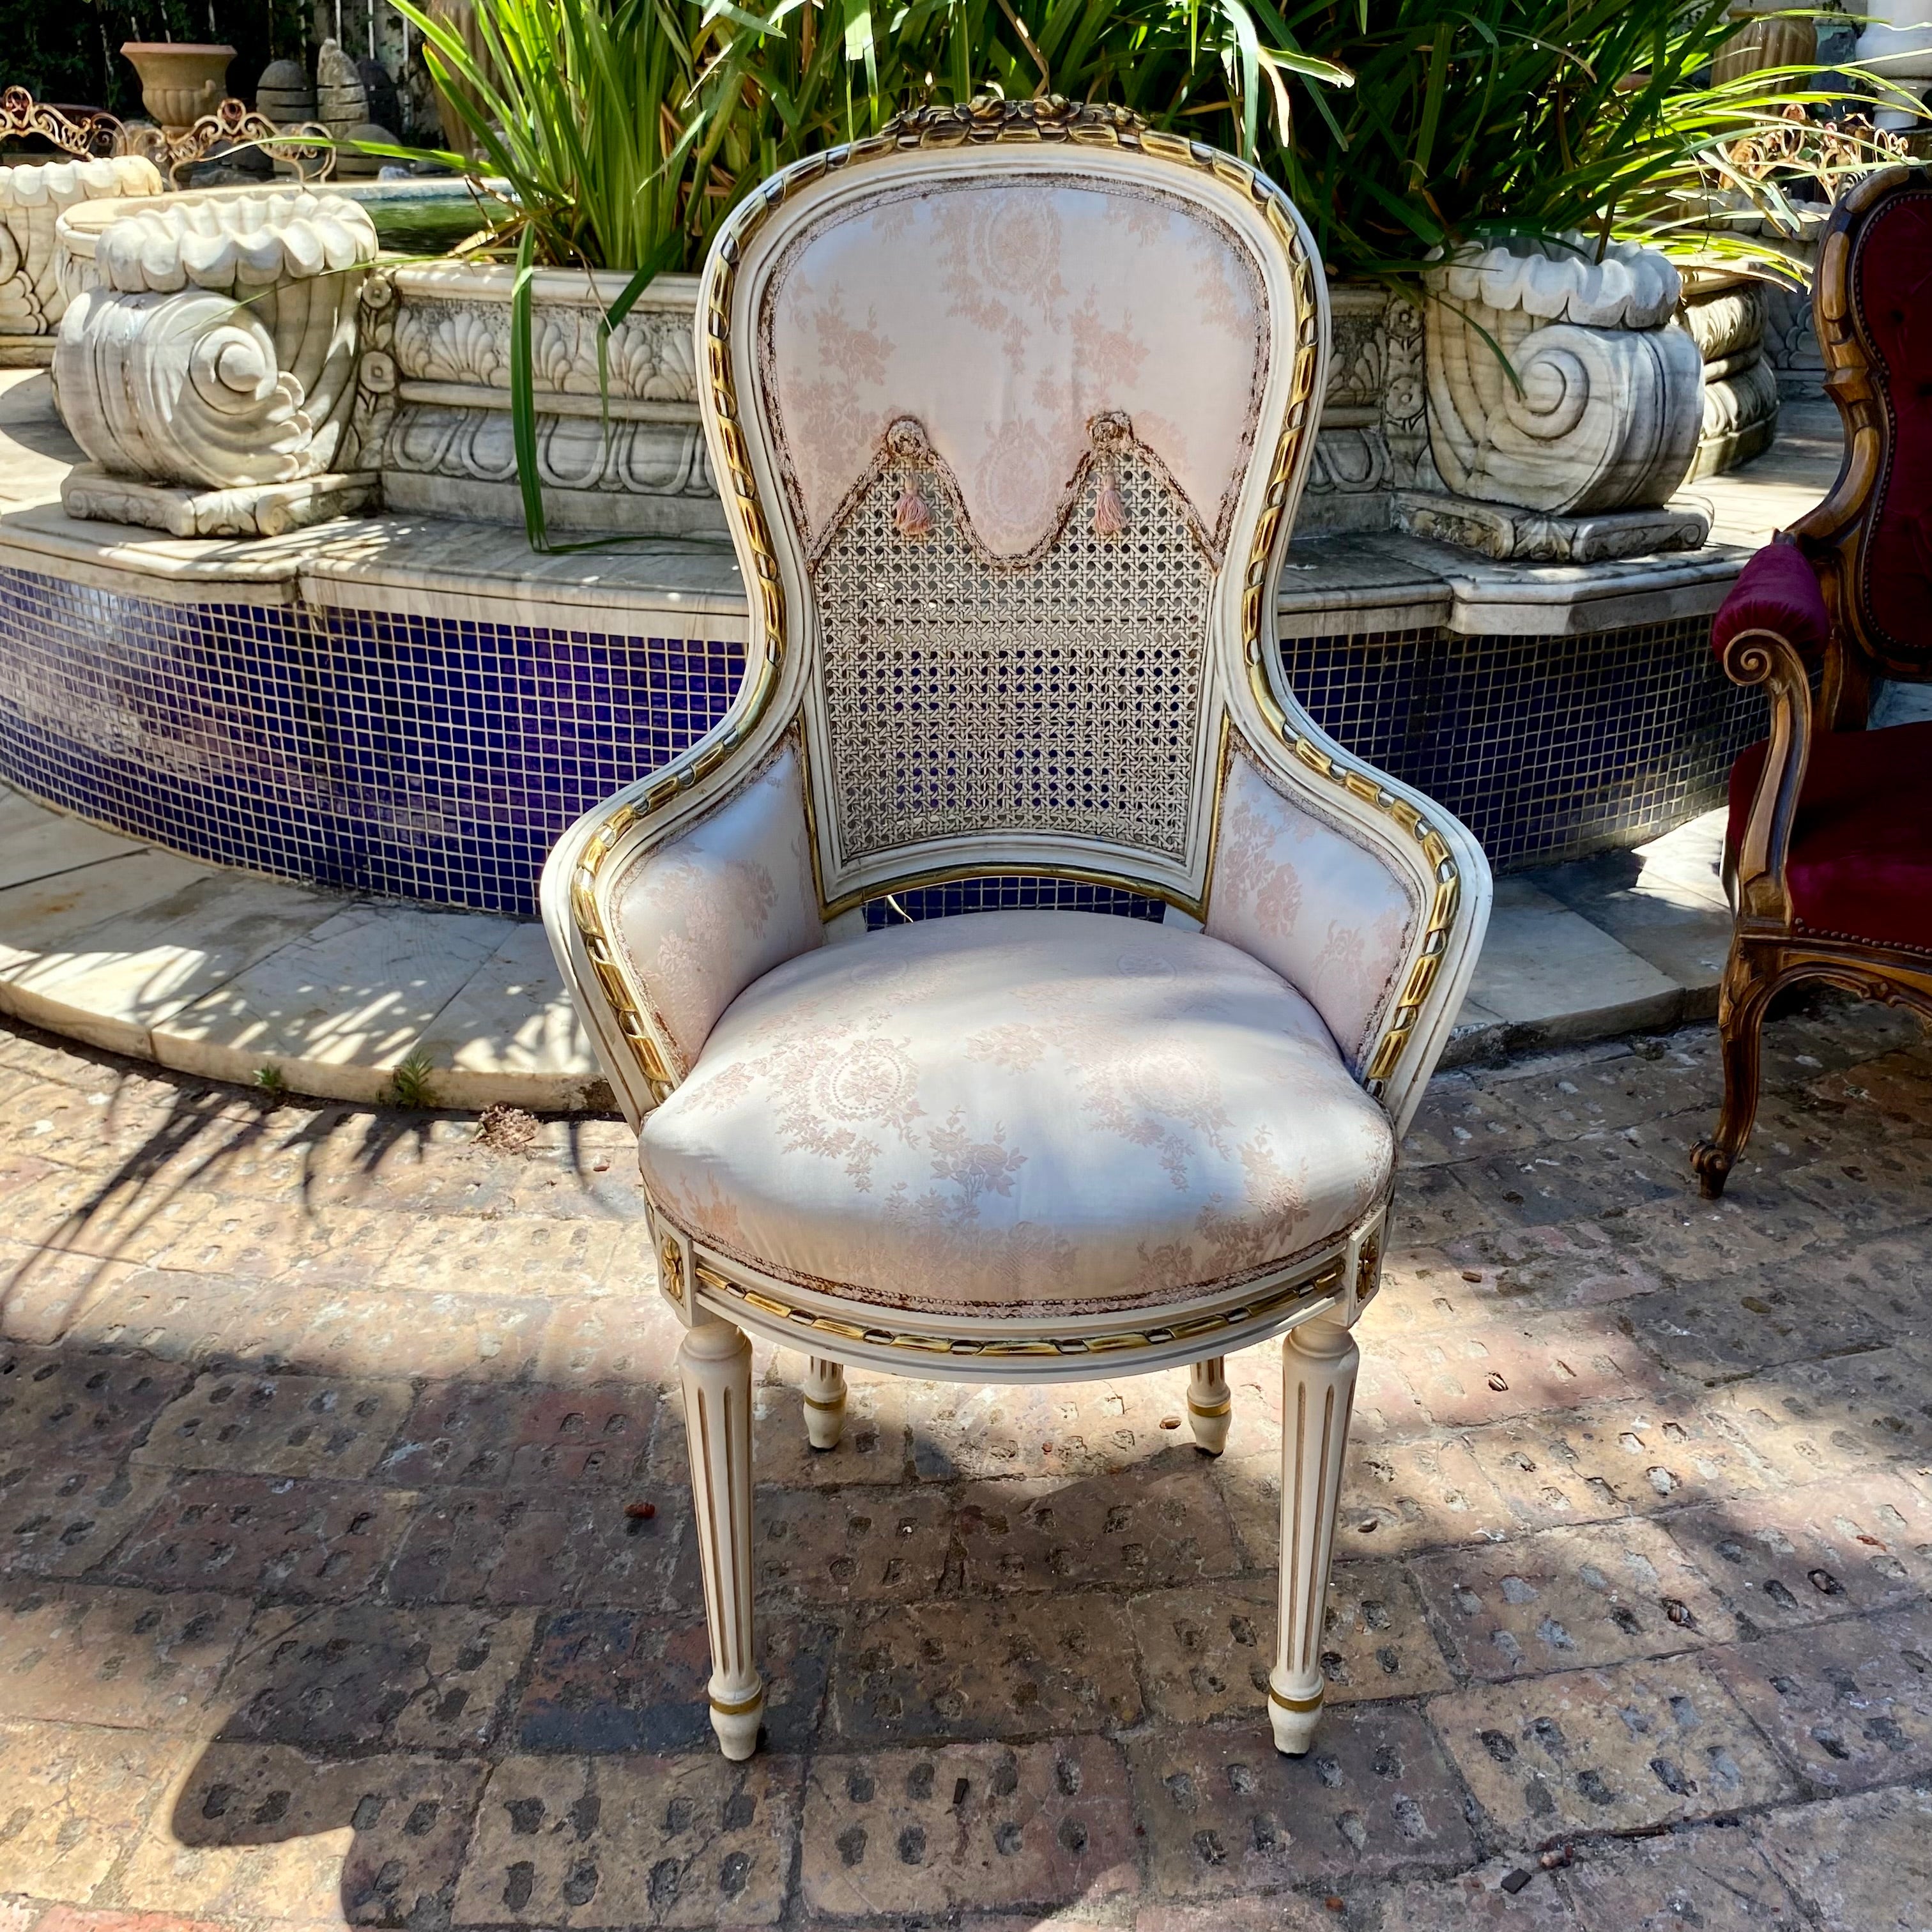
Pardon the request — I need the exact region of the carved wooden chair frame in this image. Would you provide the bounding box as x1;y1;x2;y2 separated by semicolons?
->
1691;162;1932;1199
542;98;1492;1759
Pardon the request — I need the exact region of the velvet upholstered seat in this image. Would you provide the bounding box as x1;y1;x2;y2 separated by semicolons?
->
542;98;1492;1762
1692;163;1932;1197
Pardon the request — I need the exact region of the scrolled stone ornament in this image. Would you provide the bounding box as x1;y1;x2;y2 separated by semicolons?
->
1422;234;1703;518
54;188;378;494
0;156;162;358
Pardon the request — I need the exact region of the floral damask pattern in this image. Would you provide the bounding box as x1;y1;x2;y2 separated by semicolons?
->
760;176;1268;558
1205;744;1418;1071
608;743;824;1078
638;908;1393;1315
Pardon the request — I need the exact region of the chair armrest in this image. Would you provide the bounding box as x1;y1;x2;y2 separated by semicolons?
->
1714;542;1823;928
542;739;823;1123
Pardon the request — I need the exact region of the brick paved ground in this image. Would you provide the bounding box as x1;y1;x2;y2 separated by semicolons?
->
1;995;1929;1930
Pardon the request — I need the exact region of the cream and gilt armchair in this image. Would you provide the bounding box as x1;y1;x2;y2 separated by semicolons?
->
541;97;1493;1762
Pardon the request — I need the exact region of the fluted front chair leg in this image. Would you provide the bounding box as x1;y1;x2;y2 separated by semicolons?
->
1186;1356;1231;1454
679;1316;763;1759
802;1355;847;1450
1268;1313;1358;1755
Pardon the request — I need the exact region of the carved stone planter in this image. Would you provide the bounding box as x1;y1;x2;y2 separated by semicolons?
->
1683;271;1779;479
378;261;723;536
52;186;381;537
0;156;162;365
1407;236;1705;561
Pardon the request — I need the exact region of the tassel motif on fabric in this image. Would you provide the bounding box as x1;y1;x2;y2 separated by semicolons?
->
1092;473;1129;540
894;481;933;539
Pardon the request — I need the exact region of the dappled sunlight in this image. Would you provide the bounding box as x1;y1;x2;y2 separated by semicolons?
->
0;993;1928;1923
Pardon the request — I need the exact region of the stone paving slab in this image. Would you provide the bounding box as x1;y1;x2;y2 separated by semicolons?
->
0;779;1738;1112
0;995;1926;1928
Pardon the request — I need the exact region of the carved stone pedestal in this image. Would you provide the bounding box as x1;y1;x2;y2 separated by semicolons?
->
1685;273;1779;480
61;463;378;538
1393;490;1710;564
50;187;380;538
1418;236;1703;560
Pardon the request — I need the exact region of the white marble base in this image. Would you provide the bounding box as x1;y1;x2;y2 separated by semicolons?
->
59;464;379;539
1393;491;1711;564
0;337;55;369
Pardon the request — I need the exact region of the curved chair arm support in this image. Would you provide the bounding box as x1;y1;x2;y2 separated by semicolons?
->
540;696;818;1129
1720;627;1814;930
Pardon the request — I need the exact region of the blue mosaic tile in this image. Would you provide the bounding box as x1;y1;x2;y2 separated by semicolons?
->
0;565;743;917
0;563;1762;916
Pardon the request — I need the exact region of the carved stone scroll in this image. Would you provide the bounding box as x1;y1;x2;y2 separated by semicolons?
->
1421;236;1703;522
0;157;162;364
52;187;381;537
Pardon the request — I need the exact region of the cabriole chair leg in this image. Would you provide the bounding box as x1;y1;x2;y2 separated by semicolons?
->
1690;947;1775;1201
1268;1313;1358;1755
802;1355;847;1450
678;1316;763;1759
1187;1356;1232;1454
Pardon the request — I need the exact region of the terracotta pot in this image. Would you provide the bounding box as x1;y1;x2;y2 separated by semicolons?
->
119;42;236;134
1713;13;1819;89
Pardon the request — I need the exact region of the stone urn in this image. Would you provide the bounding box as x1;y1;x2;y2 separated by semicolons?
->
1713;3;1819;89
119;43;236;135
52;186;381;536
0;156;162;364
1404;234;1705;561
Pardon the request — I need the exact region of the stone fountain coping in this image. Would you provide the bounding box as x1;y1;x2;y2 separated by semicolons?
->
0;385;1864;1111
0;773;1741;1113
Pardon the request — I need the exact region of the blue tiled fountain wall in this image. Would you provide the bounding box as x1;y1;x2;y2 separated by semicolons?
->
0;565;1759;916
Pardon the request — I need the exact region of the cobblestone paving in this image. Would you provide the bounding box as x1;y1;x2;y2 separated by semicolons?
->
1;993;1929;1930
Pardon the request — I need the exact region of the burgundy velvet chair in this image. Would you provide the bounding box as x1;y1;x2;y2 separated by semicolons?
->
1691;163;1932;1199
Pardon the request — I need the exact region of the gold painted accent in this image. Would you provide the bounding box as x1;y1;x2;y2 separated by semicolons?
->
1354;1223;1383;1308
1188;1395;1233;1417
566;94;1349;1102
684;1248;1348;1360
709;1686;764;1715
1268;1684;1323;1713
659;1237;685;1305
801;1391;847;1411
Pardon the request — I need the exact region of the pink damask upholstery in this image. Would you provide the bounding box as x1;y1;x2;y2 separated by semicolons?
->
608;744;822;1077
1206;744;1418;1070
639;908;1393;1316
761;178;1268;558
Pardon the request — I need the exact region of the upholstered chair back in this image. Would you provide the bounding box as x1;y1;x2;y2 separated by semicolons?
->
714;104;1326;907
1809;166;1932;693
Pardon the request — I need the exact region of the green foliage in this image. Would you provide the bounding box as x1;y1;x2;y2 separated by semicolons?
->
386;1048;440;1110
1243;0;1907;277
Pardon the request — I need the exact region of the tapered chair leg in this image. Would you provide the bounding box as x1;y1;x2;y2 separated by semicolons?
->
802;1356;847;1450
1690;946;1775;1200
1187;1356;1231;1454
1268;1313;1358;1755
679;1317;763;1759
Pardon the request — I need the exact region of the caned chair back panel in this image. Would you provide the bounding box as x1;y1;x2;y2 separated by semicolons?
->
1804;166;1932;689
709;112;1328;913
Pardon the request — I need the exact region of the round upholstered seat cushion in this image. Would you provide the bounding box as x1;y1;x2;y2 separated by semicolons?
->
638;909;1395;1318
